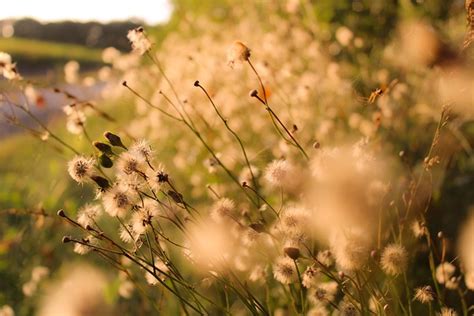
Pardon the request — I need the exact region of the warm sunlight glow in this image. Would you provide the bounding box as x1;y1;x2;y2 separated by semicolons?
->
0;0;171;24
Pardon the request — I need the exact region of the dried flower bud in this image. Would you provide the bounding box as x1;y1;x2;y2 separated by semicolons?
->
193;80;200;87
99;154;113;168
249;89;258;97
57;209;66;217
93;141;113;155
228;41;251;67
62;236;72;243
284;247;301;260
90;175;110;190
104;131;126;149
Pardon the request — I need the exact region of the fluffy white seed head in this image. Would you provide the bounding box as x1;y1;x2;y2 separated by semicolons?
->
435;262;456;284
67;156;95;183
273;256;297;284
380;244;408;276
127;27;151;55
102;186;131;217
414;286;435;304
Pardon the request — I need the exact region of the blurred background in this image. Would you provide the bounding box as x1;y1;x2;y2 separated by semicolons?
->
0;0;472;315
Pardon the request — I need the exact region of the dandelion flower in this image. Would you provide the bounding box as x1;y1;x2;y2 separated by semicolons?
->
67;156;94;183
264;159;292;187
435;262;456;284
380;244;408;276
414;286;435;304
227;41;250;67
273;256;297;284
127;27;151;55
102;186;131;217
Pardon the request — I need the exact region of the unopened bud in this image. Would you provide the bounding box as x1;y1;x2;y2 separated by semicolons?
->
93;141;113;155
437;231;444;239
57;209;66;217
193;80;200;87
90;175;110;190
284;247;301;260
99;154;113;168
249;89;258;97
104;131;126;149
62;236;72;243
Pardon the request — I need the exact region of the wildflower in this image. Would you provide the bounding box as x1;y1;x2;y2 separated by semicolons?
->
131;201;158;235
0;305;14;316
102;186;131;217
119;225;138;243
435;262;456;284
127;27;151;55
302;265;320;288
279;206;310;236
411;220;427;238
264;159;292;187
147;165;168;190
330;229;371;271
0;52;20;80
77;204;102;227
436;307;458;316
339;299;360;316
309;281;338;305
73;236;96;255
273;256;297;284
145;260;169;285
117;152;143;175
210;198;236;223
227;41;251;67
67;156;95;183
414;286;435;304
317;250;334;267
129;139;153;162
65;110;86;135
380;244;408;276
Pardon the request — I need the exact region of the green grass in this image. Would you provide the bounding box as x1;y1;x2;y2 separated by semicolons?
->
0;37;103;65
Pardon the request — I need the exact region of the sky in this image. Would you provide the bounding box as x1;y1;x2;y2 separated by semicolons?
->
0;0;172;24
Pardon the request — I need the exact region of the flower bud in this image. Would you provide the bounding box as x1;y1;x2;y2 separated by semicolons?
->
99;154;113;168
104;131;127;149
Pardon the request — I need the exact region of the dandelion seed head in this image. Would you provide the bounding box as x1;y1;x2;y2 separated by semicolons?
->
307;305;329;316
127;27;151;55
317;250;334;267
117;152;142;175
435;262;456;284
437;307;458;316
309;281;338;305
227;41;251;67
330;229;371;271
67;156;94;183
130;139;153;162
380;244;408;276
414;286;435;304
0;305;14;316
273;256;297;284
77;204;102;227
102;186;131;217
411;220;427;238
210;198;235;223
264;159;292;187
302;265;321;288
